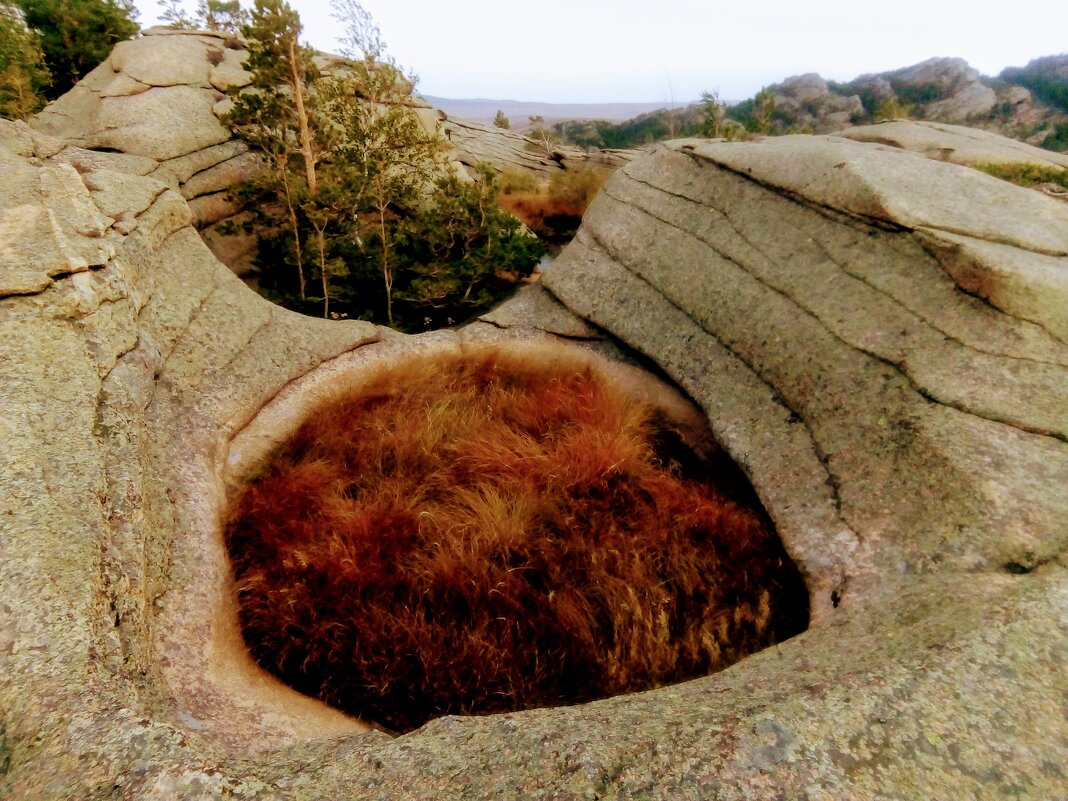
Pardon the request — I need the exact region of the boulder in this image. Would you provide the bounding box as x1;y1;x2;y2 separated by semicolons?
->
109;34;217;88
842;119;1068;170
885;57;997;121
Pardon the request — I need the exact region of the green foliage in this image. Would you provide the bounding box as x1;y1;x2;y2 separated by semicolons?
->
887;80;945;107
12;0;137;98
0;2;48;119
699;89;727;138
875;96;912;121
159;0;196;28
547;163;610;208
391;169;545;328
973;161;1068;189
227;0;541;330
1001;56;1068;115
493;108;509;129
161;0;247;31
525;114;559;156
1042;122;1068;152
199;0;246;31
497;167;539;195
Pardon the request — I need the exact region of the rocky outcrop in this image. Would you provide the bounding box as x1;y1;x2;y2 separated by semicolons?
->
4;107;1067;798
28;28;632;280
764;73;864;133
522;128;1068;797
30;28;262;276
842;119;1068;170
881;57;997;122
442;114;637;177
740;56;1068;148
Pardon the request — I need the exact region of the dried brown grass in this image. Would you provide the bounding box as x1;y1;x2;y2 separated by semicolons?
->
225;346;807;732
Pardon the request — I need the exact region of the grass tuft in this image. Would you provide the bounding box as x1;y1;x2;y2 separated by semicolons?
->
973;161;1068;190
225;346;808;732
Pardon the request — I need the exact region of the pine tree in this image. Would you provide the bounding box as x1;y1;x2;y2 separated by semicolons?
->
0;2;49;118
13;0;137;98
226;0;321;300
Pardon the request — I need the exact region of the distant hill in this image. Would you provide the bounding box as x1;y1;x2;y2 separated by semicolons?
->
540;55;1068;153
421;96;681;130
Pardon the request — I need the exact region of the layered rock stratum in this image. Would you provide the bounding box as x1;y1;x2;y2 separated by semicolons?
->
1;40;1067;800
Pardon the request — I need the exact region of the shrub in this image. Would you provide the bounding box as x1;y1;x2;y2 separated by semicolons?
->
497;167;540;195
12;0;137;98
497;164;611;244
973;161;1068;189
225;346;808;732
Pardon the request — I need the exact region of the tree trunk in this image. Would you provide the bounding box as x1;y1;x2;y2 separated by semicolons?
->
287;38;318;197
314;222;330;319
279;163;306;300
379;205;393;327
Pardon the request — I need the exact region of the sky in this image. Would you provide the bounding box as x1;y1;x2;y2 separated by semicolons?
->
135;0;1068;104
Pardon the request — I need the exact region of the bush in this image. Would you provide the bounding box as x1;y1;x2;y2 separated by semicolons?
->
13;0;137;98
974;161;1068;189
497;163;611;245
225;345;808;732
389;170;546;329
0;2;48;119
497;167;539;195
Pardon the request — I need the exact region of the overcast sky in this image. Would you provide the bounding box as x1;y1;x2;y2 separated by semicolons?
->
136;0;1068;103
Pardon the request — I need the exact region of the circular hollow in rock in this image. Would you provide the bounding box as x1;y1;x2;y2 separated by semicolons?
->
224;344;809;733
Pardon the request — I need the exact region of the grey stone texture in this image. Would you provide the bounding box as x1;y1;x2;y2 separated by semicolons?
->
3;56;1067;801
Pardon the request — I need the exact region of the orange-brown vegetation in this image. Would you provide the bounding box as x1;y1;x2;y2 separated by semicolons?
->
498;165;612;243
225;346;808;733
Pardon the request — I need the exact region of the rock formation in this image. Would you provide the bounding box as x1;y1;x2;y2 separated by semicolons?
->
27;27;633;280
764;73;864;133
774;56;1067;145
2;56;1067;798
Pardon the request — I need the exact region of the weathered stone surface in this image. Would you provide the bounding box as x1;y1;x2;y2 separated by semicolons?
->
89;85;230;161
683;135;1068;254
110;34;215;88
842;119;1068;170
99;72;152;98
152;140;249;188
209;46;251;91
200;210;257;274
443;114;639;179
886;57;997;122
767;73;864;133
7;39;1067;801
180;151;262;200
83;169;168;220
187;191;242;228
52;144;159;176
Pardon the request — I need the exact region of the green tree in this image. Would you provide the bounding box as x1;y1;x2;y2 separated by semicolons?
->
699;89;727;138
226;0;321;300
0;2;49;119
159;0;196;28
161;0;246;31
750;87;776;134
493;108;509;129
393;166;545;328
226;0;543;328
12;0;137;98
526;114;558;156
198;0;246;31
